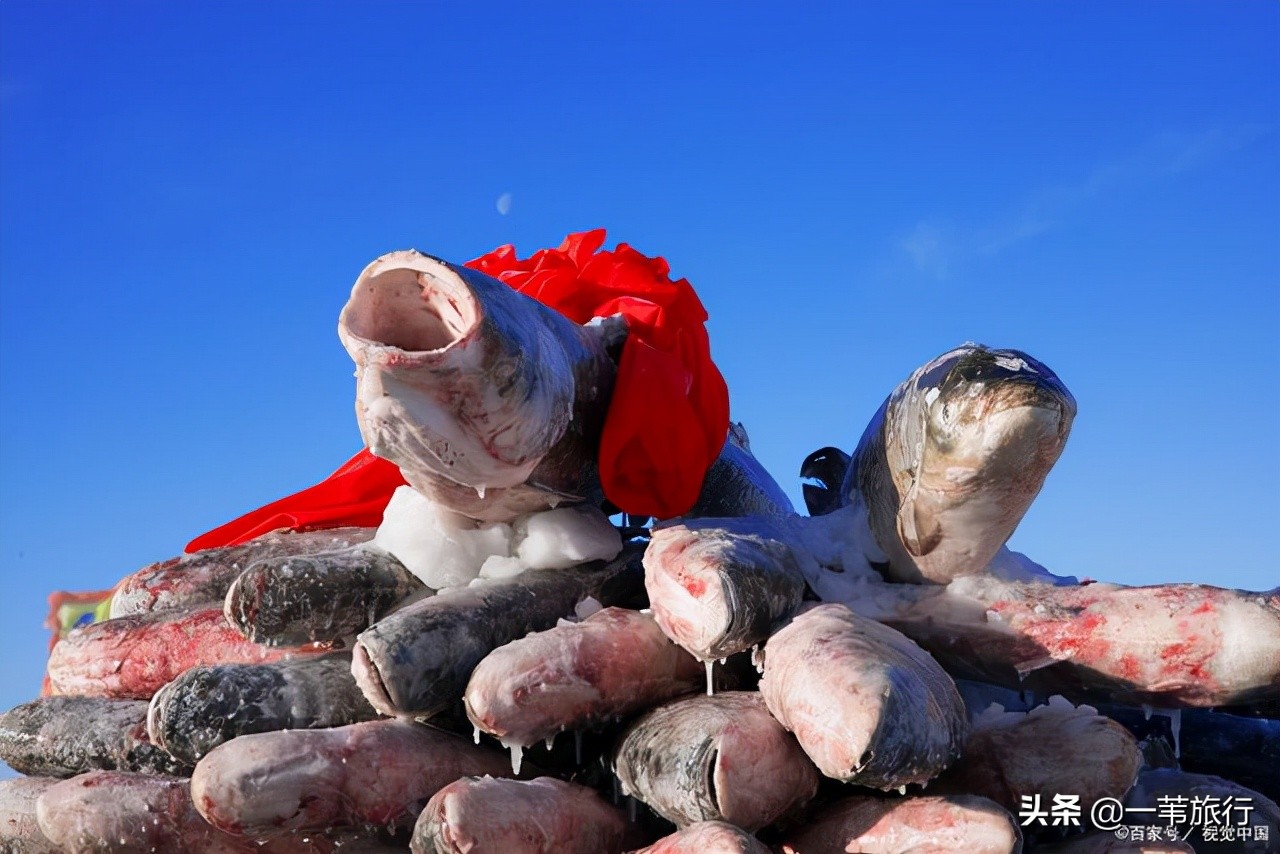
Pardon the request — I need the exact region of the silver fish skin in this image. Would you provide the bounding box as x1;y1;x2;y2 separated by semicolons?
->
339;250;621;523
224;544;427;646
110;528;375;618
0;696;188;778
837;344;1075;584
759;603;968;788
0;776;58;854
644;517;806;662
147;652;378;765
613;691;818;831
686;423;795;520
353;548;646;718
411;776;630;854
626;821;771;854
34;771;256;854
779;794;1023;854
931;695;1142;817
1123;769;1280;854
465;607;704;749
190;719;511;836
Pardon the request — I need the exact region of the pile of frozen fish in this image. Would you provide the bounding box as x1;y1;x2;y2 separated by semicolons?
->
3;249;1278;853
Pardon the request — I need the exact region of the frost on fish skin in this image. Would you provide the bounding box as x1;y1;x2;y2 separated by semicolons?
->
339;251;618;523
0;696;189;777
109;527;376;618
45;606;321;700
464;607;703;748
353;549;645;717
412;776;630;854
844;344;1075;585
628;820;771;854
780;794;1023;854
0;776;59;853
224;544;426;646
866;576;1280;711
931;695;1142;816
759;603;968;789
190;719;512;836
147;652;379;766
644;518;805;662
613;691;818;831
35;770;256;853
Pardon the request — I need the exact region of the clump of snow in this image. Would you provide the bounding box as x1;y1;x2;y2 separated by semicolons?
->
374;486;622;589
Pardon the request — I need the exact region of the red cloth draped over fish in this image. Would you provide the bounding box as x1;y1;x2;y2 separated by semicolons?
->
186;230;729;552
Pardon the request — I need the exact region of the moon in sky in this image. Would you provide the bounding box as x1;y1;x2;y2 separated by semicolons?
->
496;192;513;215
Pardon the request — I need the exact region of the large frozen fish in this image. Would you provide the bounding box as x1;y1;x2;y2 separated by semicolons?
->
110;527;375;618
411;776;631;854
1122;768;1280;854
759;603;968;788
465;606;704;749
45;606;321;699
779;794;1023;854
35;771;255;853
353;548;646;718
0;696;187;777
932;695;1142;816
339;250;622;522
0;776;58;853
860;576;1280;710
686;423;796;520
613;691;818;831
627;821;771;854
644;517;806;662
804;344;1075;584
190;719;511;836
147;652;378;765
224;544;426;646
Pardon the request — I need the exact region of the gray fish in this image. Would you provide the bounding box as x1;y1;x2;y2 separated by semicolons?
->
804;344;1076;584
146;652;378;765
0;696;188;778
613;691;818;831
687;423;796;520
779;794;1023;854
628;821;771;854
953;679;1280;804
109;527;375;618
759;603;968;789
190;719;511;836
353;547;646;718
465;607;704;749
0;776;58;854
339;250;622;523
931;695;1142;818
643;517;806;662
411;776;631;854
224;544;426;646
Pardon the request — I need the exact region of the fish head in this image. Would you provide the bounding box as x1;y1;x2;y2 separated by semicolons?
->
873;344;1076;583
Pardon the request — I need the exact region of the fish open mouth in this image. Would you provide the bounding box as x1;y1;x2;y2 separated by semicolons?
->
342;253;479;354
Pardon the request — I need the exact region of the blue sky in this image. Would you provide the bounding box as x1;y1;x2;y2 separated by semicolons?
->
1;2;1276;744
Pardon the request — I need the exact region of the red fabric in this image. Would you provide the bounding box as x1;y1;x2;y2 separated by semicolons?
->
185;229;727;552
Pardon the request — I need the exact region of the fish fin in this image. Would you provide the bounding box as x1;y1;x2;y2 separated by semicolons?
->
800;446;851;516
897;497;943;556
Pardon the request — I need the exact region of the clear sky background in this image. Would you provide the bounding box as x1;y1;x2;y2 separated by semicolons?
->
1;2;1276;763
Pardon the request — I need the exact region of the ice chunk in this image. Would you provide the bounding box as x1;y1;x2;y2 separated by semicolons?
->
514;505;622;570
374;486;513;588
